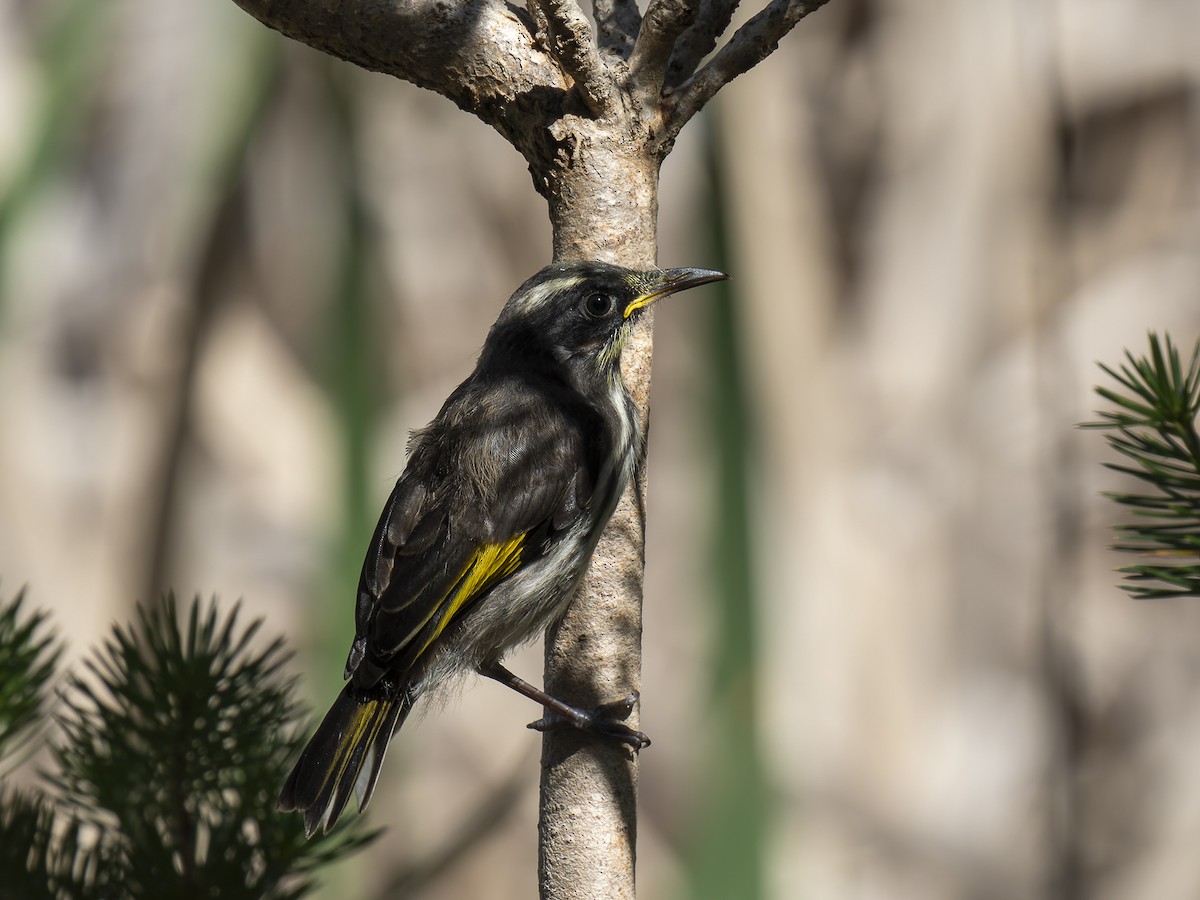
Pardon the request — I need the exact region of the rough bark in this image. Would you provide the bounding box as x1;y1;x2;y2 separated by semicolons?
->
540;135;659;900
226;0;831;896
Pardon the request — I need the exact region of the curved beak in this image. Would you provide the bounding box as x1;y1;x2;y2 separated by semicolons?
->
623;267;730;319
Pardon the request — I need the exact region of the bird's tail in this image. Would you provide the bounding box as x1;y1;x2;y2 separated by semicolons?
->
279;681;412;837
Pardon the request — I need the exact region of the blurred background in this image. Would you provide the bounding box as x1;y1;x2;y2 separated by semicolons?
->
2;0;1200;897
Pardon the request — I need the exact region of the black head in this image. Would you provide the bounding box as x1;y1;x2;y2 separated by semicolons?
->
480;261;728;391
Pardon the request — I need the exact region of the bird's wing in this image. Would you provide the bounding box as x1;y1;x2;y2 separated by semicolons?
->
344;382;601;688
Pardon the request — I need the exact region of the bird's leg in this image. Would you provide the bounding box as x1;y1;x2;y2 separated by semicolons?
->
478;661;650;751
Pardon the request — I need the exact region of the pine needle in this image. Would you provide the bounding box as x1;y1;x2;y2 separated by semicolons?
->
1083;333;1200;599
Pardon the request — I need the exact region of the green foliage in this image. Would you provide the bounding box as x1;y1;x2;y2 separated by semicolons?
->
1087;333;1200;599
0;593;369;899
0;789;118;900
0;590;61;763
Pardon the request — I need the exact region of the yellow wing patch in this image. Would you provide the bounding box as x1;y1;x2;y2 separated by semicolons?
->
414;535;525;659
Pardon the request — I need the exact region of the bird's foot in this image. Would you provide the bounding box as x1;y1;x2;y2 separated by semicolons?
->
528;691;651;751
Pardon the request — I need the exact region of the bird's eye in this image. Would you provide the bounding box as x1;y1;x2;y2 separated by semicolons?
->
583;293;615;318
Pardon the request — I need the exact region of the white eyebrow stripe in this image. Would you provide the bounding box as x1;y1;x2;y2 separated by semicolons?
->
511;277;581;314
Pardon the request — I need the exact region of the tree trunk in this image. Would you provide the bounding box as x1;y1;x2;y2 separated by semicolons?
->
538;130;661;900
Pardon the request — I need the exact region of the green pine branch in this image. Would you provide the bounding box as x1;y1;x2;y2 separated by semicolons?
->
1085;333;1200;599
0;593;371;899
0;789;117;900
0;589;62;766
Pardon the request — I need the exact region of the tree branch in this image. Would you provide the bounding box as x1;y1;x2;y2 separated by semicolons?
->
664;0;832;135
592;0;641;57
665;0;741;88
627;0;698;106
532;0;619;116
229;0;568;144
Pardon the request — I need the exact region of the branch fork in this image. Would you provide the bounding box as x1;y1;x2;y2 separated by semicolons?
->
530;0;620;117
230;0;832;160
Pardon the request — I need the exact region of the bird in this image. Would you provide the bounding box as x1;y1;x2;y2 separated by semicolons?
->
278;260;728;837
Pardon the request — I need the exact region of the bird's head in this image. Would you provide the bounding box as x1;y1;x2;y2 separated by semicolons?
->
481;261;728;391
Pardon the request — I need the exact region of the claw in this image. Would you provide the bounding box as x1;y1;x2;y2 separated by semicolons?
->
478;663;651;751
527;693;651;751
595;692;639;722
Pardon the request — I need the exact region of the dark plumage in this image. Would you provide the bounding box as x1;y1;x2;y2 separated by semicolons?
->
279;261;727;837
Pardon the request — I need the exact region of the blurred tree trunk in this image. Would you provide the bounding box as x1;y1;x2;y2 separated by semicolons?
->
224;0;832;896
